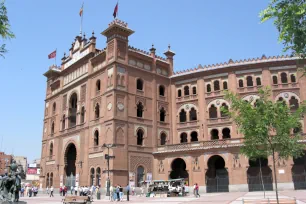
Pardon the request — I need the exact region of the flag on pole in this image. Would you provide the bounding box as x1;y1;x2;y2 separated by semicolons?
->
48;50;56;59
113;2;118;18
79;3;84;17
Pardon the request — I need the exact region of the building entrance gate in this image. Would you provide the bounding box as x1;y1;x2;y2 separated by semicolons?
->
292;152;306;190
247;158;273;192
65;143;77;189
206;155;229;193
65;173;76;188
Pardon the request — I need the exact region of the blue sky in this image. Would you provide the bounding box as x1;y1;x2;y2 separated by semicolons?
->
0;0;285;162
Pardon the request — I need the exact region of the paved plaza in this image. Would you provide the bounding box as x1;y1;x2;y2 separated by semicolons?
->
16;190;306;204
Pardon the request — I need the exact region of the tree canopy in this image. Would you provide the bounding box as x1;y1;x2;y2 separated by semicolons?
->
260;0;306;58
0;0;14;58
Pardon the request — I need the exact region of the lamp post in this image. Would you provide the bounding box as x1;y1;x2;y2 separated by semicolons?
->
102;144;116;197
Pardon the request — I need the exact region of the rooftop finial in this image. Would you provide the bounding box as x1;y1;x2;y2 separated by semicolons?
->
64;52;66;58
152;44;154;48
92;31;95;37
83;33;86;39
168;44;171;51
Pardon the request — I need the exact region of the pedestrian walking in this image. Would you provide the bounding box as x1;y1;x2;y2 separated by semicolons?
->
74;186;78;195
110;185;114;202
46;186;49;195
193;184;196;197
20;187;24;197
60;186;63;196
119;185;123;201
132;186;135;196
195;183;200;198
126;183;130;201
116;185;120;201
50;186;54;197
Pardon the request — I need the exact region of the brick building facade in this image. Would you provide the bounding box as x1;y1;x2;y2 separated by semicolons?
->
0;152;12;175
40;19;306;192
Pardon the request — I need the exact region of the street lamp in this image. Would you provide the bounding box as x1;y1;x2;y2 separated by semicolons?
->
102;144;116;197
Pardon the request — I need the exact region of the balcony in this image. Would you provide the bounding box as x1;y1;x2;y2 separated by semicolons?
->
177;94;198;102
205;91;222;98
237;86;261;93
272;83;298;90
177;120;199;129
154;138;244;154
207;117;231;124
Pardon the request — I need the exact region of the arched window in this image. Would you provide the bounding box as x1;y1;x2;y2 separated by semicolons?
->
96;168;101;186
189;107;197;121
94;130;99;146
51;122;55;134
50;173;53;187
278;97;287;106
52;103;56;114
289;96;299;111
137;102;144;118
207;84;211;93
96;80;101;92
223;81;228;90
69;93;78;128
256;77;261;86
209;105;218;118
160;108;166;122
180;133;188;143
90;168;95;186
222;128;231;139
49;143;53;157
62;115;65;130
160;133;166;146
159;85;165;96
293;123;302;134
136;166;145;187
178;89;182;97
179;109;187;123
192;87;197;95
246;76;253;87
214;80;220;91
95;104;100;119
238;79;244;88
220;103;229;117
46;173;49;187
211;129;219;140
281;72;288;84
136;79;143;91
80;107;85;123
184;86;189;96
273;76;278;85
191;131;198;142
291;74;296;83
137;129;144;146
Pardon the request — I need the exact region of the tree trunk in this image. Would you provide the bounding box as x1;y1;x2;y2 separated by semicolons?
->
272;148;279;204
259;158;266;198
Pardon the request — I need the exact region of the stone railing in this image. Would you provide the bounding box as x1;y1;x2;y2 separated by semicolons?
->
272;83;298;89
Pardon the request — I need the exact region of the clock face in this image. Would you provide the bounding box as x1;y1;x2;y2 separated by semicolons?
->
117;102;124;111
107;103;112;111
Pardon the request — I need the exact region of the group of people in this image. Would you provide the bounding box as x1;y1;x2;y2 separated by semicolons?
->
46;185;99;198
193;183;200;198
20;186;39;197
110;184;130;202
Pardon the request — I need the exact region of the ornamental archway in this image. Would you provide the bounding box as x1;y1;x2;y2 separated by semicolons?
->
64;143;77;188
247;158;273;191
205;155;229;193
169;158;189;185
292;152;306;190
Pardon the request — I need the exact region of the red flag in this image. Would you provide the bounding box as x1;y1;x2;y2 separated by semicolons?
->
79;3;84;17
113;3;118;18
48;50;56;59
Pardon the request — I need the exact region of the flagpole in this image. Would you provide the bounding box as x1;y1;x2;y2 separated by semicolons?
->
80;2;84;36
117;0;119;19
55;48;57;66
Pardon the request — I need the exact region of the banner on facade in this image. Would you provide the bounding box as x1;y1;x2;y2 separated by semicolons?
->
146;173;152;181
129;172;135;181
27;168;37;174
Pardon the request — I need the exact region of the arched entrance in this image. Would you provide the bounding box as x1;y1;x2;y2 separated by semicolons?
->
292;152;306;189
65;143;77;188
136;166;145;187
169;158;189;185
206;155;229;193
247;158;273;191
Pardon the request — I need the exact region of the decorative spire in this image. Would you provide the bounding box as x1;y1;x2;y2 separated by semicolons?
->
168;44;171;51
149;43;156;55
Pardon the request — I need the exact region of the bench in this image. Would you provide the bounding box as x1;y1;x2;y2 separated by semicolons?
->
242;198;296;204
62;195;92;204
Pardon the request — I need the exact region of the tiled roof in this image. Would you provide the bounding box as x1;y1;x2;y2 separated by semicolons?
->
172;54;297;77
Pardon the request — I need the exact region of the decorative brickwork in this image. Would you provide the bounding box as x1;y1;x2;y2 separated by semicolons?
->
81;85;86;102
62;95;67;111
130;156;152;173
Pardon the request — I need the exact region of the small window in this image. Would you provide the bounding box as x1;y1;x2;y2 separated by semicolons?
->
80;107;85;123
214;80;220;91
180;133;188;143
51;122;55;134
137;79;143;91
96;80;101;92
246;76;253;87
52;103;56;114
191;131;198;142
160;108;166;122
211;129;219;140
220;103;229;117
160;133;166;146
223;81;228;90
179;109;187;123
281;72;288;84
209;105;218;118
159;85;165;96
137;102;144;118
256;77;261;86
222;128;231;139
238;79;244;88
291;74;296;83
189;107;197;121
289;96;299;111
137;129;144;146
206;84;211;93
192;87;197;95
184;86;189;96
178;89;182;97
94;130;99;146
49;143;53;156
95;104;100;119
272;76;278;85
62;115;65;130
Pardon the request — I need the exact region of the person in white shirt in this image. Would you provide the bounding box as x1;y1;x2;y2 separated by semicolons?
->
50;186;54;197
74;186;78;195
46;186;49;195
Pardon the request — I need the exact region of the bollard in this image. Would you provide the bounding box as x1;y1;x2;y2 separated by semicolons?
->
97;191;101;200
242;198;244;204
268;198;270;204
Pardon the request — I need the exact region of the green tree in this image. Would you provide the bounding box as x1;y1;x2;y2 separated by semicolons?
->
260;0;306;58
223;88;306;203
0;0;14;58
